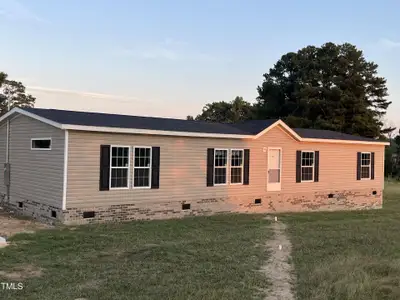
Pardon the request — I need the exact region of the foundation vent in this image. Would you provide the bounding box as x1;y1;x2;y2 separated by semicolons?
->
182;203;191;210
83;211;96;219
254;198;262;204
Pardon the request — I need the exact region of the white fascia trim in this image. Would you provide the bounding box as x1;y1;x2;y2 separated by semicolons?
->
0;107;63;129
253;120;302;141
300;138;390;146
61;124;254;139
62;130;69;210
1;108;389;145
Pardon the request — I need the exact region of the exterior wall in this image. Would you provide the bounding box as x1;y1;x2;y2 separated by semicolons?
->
64;127;385;224
0;114;65;222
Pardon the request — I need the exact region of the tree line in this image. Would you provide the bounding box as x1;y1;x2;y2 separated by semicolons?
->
188;42;394;139
1;42;399;176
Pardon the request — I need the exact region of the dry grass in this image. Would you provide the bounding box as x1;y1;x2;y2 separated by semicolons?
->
0;214;271;300
283;182;400;300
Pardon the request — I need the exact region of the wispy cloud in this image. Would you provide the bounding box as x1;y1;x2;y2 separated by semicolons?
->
378;38;400;50
115;38;222;62
0;0;47;23
27;86;152;104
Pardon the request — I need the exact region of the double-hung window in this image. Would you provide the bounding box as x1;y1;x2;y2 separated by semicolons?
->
230;149;244;184
301;151;314;182
214;149;228;185
110;146;130;189
361;152;371;179
133;147;152;188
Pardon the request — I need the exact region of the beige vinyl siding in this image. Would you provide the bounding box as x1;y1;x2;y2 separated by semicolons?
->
0;123;6;195
8;114;65;208
66;126;385;208
254;126;384;192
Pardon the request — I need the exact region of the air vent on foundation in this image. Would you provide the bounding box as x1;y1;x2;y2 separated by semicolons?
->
328;194;334;198
182;203;191;210
18;202;23;208
372;190;377;195
83;211;96;219
51;210;57;218
254;198;262;204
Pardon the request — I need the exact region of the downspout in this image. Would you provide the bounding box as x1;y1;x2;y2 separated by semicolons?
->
5;99;10;202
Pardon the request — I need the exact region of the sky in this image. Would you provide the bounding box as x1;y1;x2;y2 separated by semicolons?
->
0;0;399;127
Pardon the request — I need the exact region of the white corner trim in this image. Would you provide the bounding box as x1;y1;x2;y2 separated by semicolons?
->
253;120;302;141
60;124;254;139
62;130;69;210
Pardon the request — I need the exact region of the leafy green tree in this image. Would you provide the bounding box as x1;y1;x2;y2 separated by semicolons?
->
0;72;35;116
256;42;394;138
194;96;255;123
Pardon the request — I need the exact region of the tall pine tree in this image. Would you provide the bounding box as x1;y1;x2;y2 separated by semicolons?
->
256;43;393;138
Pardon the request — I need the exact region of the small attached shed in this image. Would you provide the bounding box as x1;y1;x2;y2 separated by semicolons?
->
0;107;389;224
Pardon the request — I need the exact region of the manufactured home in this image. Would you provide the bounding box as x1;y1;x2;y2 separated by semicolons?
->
0;107;388;224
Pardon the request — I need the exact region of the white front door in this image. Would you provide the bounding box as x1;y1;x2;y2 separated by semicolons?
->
267;148;282;191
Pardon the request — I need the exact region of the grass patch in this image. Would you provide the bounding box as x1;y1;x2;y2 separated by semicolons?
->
283;182;400;300
0;214;270;300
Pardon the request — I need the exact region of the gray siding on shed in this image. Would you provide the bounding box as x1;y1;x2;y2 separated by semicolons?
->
4;114;65;208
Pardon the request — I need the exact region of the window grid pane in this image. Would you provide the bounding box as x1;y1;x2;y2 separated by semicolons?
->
361;166;370;179
231;167;242;184
110;146;130;188
214;168;227;184
301;166;313;181
133;147;152;187
214;150;228;184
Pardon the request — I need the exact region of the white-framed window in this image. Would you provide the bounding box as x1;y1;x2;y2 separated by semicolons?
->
361;152;371;179
31;138;52;150
230;149;244;184
214;149;228;185
133;146;152;188
110;146;130;189
301;151;314;182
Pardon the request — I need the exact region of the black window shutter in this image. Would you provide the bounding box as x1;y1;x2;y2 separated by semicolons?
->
151;147;160;189
356;152;361;180
99;145;111;191
243;149;250;185
314;151;319;182
371;152;375;180
207;148;214;186
296;150;302;183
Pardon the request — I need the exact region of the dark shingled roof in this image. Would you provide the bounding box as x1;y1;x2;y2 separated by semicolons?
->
21;108;381;142
293;128;379;142
23;108;251;135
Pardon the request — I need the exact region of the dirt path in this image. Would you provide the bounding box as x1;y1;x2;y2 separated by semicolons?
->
0;210;50;239
261;216;295;300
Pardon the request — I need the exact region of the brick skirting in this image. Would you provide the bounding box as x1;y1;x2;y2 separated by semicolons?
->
62;188;382;225
2;188;382;225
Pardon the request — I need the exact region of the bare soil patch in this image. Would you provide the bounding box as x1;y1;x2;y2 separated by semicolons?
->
0;209;51;238
262;216;295;300
0;264;43;280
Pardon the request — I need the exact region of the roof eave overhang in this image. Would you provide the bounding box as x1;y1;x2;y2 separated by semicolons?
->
1;108;389;145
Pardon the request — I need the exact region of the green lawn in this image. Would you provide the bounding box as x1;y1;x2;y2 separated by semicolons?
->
283;182;400;300
0;214;271;300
